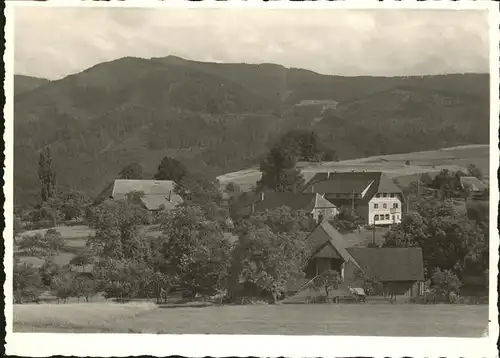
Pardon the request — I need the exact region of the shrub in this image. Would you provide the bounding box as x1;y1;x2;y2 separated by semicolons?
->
448;291;459;304
430;268;462;301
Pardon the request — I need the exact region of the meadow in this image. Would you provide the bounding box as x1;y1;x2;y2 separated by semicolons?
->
16;224;165;268
217;144;490;191
13;302;489;337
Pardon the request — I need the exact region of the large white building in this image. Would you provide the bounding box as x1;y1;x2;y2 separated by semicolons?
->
302;171;404;225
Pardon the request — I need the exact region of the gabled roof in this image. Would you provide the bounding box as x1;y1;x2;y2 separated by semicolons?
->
112;179;177;197
460;176;488;192
306;221;363;270
112;179;183;210
254;192;336;213
346;247;425;282
310;178;374;195
303;171;402;202
140;196;178;211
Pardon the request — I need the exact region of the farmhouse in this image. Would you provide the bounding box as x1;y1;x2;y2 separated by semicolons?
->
297;221;425;297
111;179;183;211
302;171;404;225
251;192;339;223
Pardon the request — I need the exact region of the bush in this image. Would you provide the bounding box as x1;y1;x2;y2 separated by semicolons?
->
448;291;459;304
430;268;462;301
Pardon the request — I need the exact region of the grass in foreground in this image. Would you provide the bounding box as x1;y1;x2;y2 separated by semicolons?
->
13;303;488;337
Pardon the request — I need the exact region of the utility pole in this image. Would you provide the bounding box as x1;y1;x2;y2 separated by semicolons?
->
372;219;376;246
351;190;355;213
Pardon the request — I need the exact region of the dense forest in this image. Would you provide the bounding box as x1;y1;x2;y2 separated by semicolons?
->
14;56;489;205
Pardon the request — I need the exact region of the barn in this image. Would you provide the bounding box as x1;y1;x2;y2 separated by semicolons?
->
294;221;425;298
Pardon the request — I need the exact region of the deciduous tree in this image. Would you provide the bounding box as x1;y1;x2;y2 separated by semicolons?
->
311;269;341;297
13;262;43;304
74;276;97;302
233;227;309;303
467;163;483;180
119;162;143;180
383;197;487;279
86;200;151;261
51;272;77;303
157;206;232;297
154;156;188;182
38;145;57;202
60;190;92;221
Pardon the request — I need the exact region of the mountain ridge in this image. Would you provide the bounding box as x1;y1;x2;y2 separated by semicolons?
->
13;55;489;206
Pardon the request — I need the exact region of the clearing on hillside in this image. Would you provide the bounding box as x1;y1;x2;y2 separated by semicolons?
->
218;145;489;191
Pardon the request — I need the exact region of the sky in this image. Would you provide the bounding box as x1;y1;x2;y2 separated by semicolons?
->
14;7;490;80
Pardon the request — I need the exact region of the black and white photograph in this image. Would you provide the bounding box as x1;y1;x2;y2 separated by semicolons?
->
4;1;499;356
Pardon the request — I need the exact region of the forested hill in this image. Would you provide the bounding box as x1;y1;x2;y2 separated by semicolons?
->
14;75;50;96
14;55;489;205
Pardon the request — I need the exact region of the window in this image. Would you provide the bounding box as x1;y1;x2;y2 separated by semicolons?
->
390;193;395;198
374;203;379;209
374;214;379;221
382;193;387;198
393;203;398;209
383;203;387;209
376;194;381;198
392;215;395;221
396;215;400;220
385;214;390;220
336;194;340;198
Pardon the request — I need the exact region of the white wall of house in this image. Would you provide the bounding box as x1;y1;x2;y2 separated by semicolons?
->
368;193;403;225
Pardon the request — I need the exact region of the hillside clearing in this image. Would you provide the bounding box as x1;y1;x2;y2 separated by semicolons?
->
13;303;488;337
217;145;489;191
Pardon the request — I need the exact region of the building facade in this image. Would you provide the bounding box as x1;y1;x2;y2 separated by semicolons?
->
303;171;403;225
298;221;425;298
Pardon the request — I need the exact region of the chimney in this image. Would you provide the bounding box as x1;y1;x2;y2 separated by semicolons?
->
251;204;255;214
260;192;265;201
327;172;330;179
168;190;172;201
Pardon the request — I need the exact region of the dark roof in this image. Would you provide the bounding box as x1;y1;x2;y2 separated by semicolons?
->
346;247;425;282
310;178;374;195
254;192;336;213
307;221;362;269
303;171;402;203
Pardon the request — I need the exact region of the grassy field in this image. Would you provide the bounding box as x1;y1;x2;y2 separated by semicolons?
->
16;225;164;268
13;302;488;337
217;144;490;191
